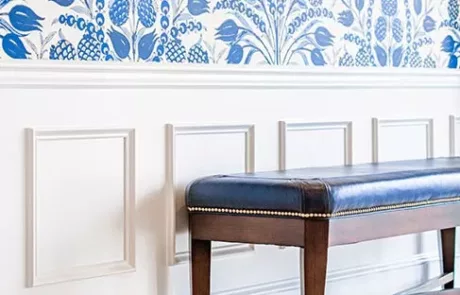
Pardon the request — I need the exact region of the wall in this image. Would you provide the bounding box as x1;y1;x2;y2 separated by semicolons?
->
1;62;460;295
1;0;460;68
2;1;460;295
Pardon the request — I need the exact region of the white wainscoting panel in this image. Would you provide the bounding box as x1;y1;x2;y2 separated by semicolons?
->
1;62;459;295
25;128;136;287
450;115;460;157
166;124;255;266
372;118;434;163
279;121;353;170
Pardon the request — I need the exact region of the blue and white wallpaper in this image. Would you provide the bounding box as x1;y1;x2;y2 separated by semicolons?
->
0;0;460;68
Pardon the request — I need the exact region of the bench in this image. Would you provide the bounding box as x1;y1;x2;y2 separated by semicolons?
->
185;157;460;295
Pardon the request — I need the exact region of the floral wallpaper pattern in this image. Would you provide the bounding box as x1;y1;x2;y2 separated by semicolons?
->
0;0;459;68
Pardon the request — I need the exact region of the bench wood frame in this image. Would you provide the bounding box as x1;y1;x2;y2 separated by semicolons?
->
189;202;459;295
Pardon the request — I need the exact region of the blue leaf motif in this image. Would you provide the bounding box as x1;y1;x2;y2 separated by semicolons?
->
338;10;354;27
244;49;256;64
226;44;243;64
448;54;458;69
392;46;403;67
355;0;364;11
138;31;157;60
108;27;130;59
1;33;30;59
374;45;387;66
314;26;334;47
8;5;44;32
49;0;75;7
215;19;239;43
0;0;12;9
188;0;209;16
311;48;326;66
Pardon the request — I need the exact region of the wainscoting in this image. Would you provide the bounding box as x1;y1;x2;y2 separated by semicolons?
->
1;61;460;295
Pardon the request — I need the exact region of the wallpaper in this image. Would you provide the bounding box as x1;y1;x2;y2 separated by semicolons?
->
0;0;459;69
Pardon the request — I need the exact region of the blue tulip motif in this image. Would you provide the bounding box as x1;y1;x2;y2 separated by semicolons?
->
215;19;239;43
226;44;243;64
107;28;130;59
187;0;209;16
413;0;422;15
138;31;157;60
392;46;403;67
423;16;436;33
442;35;456;53
1;33;30;59
448;55;458;69
8;5;44;32
374;45;387;66
338;10;354;27
314;27;334;47
49;0;75;7
355;0;364;11
311;48;326;65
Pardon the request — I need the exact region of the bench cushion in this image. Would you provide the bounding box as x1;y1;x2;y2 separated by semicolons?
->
186;157;460;218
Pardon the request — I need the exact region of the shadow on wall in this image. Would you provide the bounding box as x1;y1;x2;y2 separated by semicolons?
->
136;186;170;295
0;0;460;68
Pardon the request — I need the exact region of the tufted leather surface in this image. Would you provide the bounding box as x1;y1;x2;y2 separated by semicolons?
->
185;157;460;216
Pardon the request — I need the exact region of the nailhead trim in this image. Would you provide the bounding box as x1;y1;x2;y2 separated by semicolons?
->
188;196;460;218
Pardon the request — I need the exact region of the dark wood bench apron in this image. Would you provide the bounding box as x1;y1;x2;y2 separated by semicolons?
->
185;157;460;295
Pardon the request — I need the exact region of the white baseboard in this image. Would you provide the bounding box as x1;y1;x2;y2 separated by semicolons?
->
214;252;447;295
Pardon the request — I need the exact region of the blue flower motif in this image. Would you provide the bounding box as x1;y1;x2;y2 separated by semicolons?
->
314;26;334;47
338;10;354;27
188;0;209;16
423;16;436;33
8;5;44;32
215;19;239;43
355;0;364;11
311;48;326;65
226;44;243;64
138;31;157;60
49;0;75;7
108;28;130;59
414;0;422;15
441;35;456;53
1;33;30;59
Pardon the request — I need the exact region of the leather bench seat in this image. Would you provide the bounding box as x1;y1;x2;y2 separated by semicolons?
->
186;157;460;219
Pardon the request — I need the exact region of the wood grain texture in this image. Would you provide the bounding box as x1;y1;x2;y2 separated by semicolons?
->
441;228;456;289
329;202;460;246
190;214;304;247
191;239;211;295
304;220;329;295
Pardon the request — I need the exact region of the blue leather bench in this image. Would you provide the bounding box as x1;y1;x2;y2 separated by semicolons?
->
186;157;460;295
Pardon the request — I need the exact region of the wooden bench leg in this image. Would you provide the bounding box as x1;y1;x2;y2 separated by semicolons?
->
304;220;329;295
441;227;456;289
191;239;211;295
